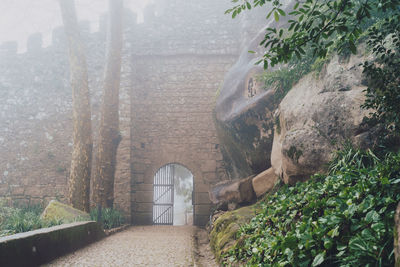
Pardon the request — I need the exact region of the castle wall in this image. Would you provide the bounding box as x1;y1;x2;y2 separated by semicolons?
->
0;0;264;225
0;22;109;207
130;54;234;225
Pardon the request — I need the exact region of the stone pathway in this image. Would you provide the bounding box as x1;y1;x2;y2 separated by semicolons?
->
43;226;217;267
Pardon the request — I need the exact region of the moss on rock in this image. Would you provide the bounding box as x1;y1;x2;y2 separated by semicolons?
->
41;200;90;223
209;204;260;262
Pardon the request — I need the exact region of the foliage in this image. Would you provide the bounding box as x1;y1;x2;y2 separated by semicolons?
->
310;57;331;77
257;48;314;103
361;15;400;139
0;202;62;237
229;0;400;144
90;207;124;230
224;147;400;266
226;0;400;69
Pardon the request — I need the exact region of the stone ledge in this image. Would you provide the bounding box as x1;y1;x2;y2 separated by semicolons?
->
104;224;131;236
0;221;105;267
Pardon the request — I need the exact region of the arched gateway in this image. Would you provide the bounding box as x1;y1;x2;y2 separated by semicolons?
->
152;164;193;225
112;1;242;226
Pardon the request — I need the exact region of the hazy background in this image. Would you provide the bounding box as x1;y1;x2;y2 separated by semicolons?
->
0;0;151;52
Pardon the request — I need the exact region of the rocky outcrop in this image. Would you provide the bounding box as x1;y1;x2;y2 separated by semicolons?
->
215;91;276;179
213;26;274;179
214;2;296;179
252;168;278;197
209;176;256;209
271;52;376;184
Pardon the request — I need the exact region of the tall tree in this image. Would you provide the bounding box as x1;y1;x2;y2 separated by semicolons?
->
59;0;93;212
93;0;124;208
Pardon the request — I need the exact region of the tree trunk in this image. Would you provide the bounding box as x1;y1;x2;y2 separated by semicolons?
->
93;0;124;208
59;0;92;212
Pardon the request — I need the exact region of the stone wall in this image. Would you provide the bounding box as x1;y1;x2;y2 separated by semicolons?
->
0;0;264;225
130;54;235;225
0;23;104;206
128;0;246;226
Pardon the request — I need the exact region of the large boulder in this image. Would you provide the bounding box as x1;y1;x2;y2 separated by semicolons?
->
271;51;376;184
209;176;256;209
215;2;296;179
41;200;91;223
215;90;276;178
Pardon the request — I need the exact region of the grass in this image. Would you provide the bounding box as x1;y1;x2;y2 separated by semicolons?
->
90;207;125;230
0;201;127;237
0;202;62;237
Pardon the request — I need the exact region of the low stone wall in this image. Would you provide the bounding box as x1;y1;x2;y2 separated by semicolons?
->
0;221;105;267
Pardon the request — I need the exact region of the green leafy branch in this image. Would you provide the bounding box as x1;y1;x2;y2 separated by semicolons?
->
226;0;400;69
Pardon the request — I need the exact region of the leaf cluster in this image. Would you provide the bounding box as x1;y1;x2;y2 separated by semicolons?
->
361;15;400;138
226;0;400;69
224;147;400;266
0;203;62;237
90;207;125;229
257;46;315;103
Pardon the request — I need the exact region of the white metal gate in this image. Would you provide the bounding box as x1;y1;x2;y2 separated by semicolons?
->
152;164;175;225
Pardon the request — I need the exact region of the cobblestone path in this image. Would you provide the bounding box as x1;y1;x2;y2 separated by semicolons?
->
43;226;204;267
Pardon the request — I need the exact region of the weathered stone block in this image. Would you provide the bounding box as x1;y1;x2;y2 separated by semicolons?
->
194;182;210;193
134;191;153;203
194;214;209;227
209;176;256;206
252;168;278;198
194;204;212;216
41;200;90;223
10;185;24;196
0;185;9;196
132;213;152;225
201;160;217;172
135;203;153;213
135;183;153;192
202;172;218;183
25;186;43;198
194;192;212;205
132;162;146;173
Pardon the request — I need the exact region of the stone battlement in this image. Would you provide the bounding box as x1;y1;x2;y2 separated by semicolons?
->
1;1;243;57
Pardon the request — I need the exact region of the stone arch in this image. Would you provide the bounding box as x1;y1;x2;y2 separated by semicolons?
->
152;163;194;225
132;156;214;226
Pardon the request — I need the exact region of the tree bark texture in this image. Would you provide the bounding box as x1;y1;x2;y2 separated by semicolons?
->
59;0;93;212
93;0;123;208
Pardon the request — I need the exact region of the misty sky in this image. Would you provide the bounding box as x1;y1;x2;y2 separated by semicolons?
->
0;0;151;52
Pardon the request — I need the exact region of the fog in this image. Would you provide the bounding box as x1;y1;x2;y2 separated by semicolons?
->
0;0;264;227
0;0;151;52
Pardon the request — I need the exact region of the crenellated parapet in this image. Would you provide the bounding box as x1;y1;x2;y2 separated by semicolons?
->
0;0;264;59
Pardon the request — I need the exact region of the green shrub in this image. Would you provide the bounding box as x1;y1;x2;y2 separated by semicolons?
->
0;203;62;237
90;207;124;230
258;48;314;104
224;147;400;266
362;16;400;143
